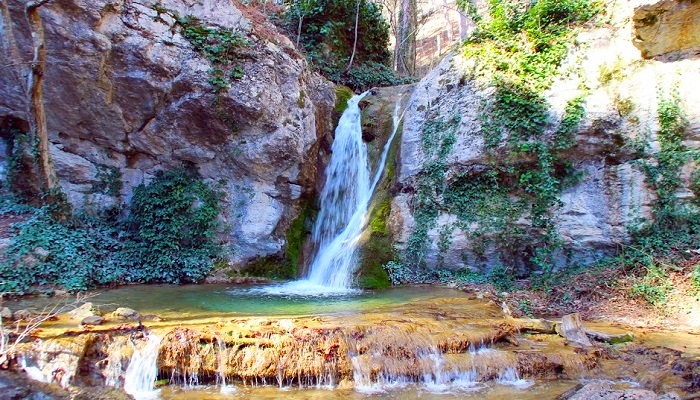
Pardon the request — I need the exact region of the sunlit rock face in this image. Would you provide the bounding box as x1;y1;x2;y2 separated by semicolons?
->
0;0;335;264
390;0;700;273
633;0;700;59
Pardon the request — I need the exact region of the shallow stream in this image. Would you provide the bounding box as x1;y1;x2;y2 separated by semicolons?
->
5;285;699;399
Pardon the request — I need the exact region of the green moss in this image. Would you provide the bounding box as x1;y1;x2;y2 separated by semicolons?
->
285;199;315;278
297;90;307;108
239;256;286;279
335;85;354;114
356;195;393;289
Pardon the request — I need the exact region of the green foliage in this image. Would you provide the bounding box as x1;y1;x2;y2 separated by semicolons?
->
92;164;123;196
629;258;672;307
339;62;415;92
122;168;221;283
284;0;408;90
404;113;460;267
463;0;602;92
389;0;600;283
0;209;123;294
403;0;601;277
0;167;223;294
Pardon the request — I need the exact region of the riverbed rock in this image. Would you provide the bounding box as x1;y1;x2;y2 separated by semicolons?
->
567;380;677;400
0;0;335;267
0;370;71;400
141;314;161;322
390;0;700;273
12;309;33;321
68;303;95;320
112;307;140;320
81;315;105;326
1;307;12;322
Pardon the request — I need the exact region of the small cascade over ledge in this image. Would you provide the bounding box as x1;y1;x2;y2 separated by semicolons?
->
123;333;162;399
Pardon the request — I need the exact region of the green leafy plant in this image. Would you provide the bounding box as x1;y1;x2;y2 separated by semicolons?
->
150;6;249;93
121;168;222;283
630;258;672;307
0;167;223;294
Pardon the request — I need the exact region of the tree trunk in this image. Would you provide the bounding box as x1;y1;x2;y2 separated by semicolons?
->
344;0;361;73
296;13;303;48
459;11;468;39
395;0;416;76
25;0;60;197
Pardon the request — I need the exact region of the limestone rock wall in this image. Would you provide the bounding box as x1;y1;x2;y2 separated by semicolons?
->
0;0;335;265
389;0;700;272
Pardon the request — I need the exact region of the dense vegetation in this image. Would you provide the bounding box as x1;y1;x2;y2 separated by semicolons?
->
282;0;413;90
0;166;222;295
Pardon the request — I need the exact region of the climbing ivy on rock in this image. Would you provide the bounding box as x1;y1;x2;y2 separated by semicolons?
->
400;0;599;276
404;113;460;268
151;5;250;93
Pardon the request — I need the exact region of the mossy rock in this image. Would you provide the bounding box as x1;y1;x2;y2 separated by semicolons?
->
284;199;316;278
239;256;288;279
356;195;393;289
335;85;354;114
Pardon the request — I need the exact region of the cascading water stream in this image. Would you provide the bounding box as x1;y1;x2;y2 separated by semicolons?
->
123;333;162;399
267;92;404;294
305;92;372;288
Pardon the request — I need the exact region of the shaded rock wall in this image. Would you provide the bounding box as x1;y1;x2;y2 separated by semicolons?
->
0;0;335;266
390;0;700;272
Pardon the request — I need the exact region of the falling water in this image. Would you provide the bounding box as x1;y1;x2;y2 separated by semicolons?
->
304;91;371;288
272;92;404;293
123;333;162;399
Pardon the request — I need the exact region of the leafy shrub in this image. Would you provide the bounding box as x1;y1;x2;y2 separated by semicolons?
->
339;62;415;92
121;168;222;283
0;168;223;294
629;258;672;307
0;208;123;294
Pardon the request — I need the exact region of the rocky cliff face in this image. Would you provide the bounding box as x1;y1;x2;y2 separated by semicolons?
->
0;0;335;265
389;0;700;273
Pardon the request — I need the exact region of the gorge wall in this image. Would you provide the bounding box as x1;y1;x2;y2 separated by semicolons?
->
0;0;335;266
388;0;700;274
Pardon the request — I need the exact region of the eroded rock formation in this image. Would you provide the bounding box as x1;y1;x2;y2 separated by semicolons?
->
633;0;700;59
0;0;335;265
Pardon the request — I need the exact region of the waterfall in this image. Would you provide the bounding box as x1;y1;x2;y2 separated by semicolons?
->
305;92;372;288
306;92;404;289
259;91;403;295
123;333;162;399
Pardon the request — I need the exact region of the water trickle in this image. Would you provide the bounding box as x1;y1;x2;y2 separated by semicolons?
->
123;333;162;399
18;352;47;383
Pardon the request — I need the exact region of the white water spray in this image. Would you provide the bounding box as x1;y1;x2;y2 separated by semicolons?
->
123;333;162;400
